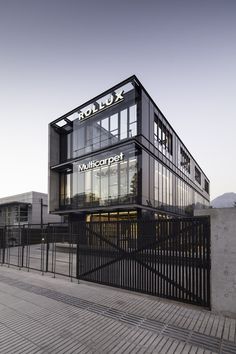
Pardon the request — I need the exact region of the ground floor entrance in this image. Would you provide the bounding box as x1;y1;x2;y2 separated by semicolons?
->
0;216;211;308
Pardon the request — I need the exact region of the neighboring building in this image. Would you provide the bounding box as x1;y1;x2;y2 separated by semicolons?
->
0;191;62;226
48;75;210;222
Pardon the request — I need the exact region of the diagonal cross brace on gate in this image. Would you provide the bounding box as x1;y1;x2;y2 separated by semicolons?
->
77;221;209;306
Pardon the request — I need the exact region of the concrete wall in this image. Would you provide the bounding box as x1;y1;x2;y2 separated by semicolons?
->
195;208;236;317
31;191;62;224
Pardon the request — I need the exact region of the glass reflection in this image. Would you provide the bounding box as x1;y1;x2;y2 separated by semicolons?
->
120;110;127;140
60;146;138;208
61;103;137;161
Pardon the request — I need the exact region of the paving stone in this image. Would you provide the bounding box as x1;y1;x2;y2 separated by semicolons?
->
0;266;236;354
173;341;186;354
167;339;182;354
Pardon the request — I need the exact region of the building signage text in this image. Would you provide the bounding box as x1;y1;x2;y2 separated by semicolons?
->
78;153;124;172
78;90;124;121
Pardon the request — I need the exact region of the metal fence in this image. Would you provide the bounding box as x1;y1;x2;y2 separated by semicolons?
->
0;223;76;279
0;217;211;308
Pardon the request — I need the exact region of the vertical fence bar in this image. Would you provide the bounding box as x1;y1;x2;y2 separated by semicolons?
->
195;220;199;304
206;217;211;308
6;228;10;267
191;220;194;304
41;227;44;275
203;220;207;306
26;226;30;271
45;225;49;273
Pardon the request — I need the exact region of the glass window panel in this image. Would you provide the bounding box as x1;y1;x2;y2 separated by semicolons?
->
65;174;71;204
166;169;169;207
128;158;137;196
70;145;137;208
92;168;100;202
158;163;163;204
85;124;93;153
154;160;159;202
154;122;157;135
93;124;101;150
162;127;166;142
109;164;118;198
100;166;109;201
66;99;139;162
85;170;92;203
75;171;85;206
158;126;162;140
100;135;108;148
129;104;137;123
195;167;201;184
163;167;166;206
101;117;109;130
120;109;128;140
74;126;85;157
72;170;78;200
154;115;173;156
85;170;91;192
110;129;118;144
178;180;181;210
100;118;109;148
60;174;65;201
110;113;118;144
120;160;128;197
67;133;72;159
154;160;158;187
170;173;173;204
20;205;28;222
129;122;137;137
110;113;118;131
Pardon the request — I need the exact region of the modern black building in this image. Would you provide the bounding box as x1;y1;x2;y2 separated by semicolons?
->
48;76;210;222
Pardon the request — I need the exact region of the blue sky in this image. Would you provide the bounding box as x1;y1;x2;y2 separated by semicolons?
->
0;0;235;200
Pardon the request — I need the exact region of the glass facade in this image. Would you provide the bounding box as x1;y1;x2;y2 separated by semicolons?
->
59;144;139;209
49;75;210;219
60;81;138;162
0;204;29;225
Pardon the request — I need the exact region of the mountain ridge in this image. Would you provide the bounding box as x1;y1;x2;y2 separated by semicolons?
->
211;192;236;208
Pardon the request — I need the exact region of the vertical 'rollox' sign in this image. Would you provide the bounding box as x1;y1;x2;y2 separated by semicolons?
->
78;90;124;121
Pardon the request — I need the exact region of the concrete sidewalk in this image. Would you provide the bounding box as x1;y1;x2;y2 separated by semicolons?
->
0;266;235;353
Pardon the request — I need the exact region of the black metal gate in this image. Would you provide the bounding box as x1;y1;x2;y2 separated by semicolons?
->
0;217;210;307
75;217;211;308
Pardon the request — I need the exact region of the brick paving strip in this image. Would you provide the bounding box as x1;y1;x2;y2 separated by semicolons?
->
0;267;235;353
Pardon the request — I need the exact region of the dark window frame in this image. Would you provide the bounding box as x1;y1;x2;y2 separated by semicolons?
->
154;114;173;155
204;179;209;194
180;147;191;174
195;166;201;185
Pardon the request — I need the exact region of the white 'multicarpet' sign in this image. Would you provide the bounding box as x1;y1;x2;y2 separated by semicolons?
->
78;90;124;121
78;153;124;172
